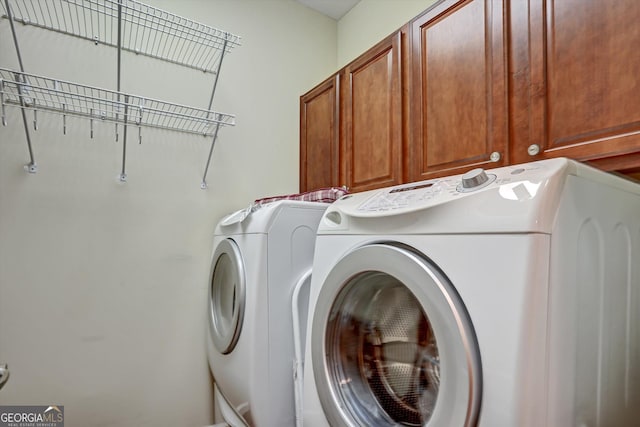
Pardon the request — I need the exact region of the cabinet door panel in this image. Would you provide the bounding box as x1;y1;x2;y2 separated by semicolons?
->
410;0;507;180
342;31;404;193
511;0;640;167
300;76;339;192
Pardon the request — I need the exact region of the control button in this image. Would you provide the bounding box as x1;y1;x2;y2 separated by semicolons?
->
456;168;497;193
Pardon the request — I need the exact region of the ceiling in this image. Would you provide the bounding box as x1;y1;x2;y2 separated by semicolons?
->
295;0;361;20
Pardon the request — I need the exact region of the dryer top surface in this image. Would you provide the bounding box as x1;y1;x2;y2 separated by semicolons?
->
214;200;328;236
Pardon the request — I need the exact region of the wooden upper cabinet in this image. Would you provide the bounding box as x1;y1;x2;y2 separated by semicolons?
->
340;29;406;193
301;0;640;193
511;0;640;168
300;75;339;192
408;0;508;181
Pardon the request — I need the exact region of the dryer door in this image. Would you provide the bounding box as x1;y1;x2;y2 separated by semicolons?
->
209;238;246;354
311;243;481;427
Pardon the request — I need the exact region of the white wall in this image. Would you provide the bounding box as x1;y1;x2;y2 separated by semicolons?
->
337;0;437;68
0;1;335;426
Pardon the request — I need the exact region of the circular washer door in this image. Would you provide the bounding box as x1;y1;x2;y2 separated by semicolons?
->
209;238;246;354
311;243;481;427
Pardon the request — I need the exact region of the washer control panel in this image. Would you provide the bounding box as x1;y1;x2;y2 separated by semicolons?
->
357;179;456;212
346;160;557;216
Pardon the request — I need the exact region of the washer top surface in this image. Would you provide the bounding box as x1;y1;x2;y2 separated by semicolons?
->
319;158;640;235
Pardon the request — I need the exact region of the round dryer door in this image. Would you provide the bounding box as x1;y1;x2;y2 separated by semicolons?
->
311;243;481;427
209;238;246;354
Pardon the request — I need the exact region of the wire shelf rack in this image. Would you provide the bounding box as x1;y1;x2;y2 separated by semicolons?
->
0;0;241;73
1;0;239;186
0;67;236;136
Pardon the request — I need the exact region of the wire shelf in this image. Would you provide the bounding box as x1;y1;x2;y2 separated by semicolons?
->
0;0;241;73
0;67;235;136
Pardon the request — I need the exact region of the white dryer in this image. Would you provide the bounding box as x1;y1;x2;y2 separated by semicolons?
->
207;200;328;426
303;158;640;426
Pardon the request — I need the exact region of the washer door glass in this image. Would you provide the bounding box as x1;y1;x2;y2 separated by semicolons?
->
311;244;481;427
209;238;246;354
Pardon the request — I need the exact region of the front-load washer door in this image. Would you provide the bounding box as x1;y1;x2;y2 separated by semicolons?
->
311;243;481;427
209;238;246;355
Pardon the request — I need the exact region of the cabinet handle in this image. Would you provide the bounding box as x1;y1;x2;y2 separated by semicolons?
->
489;152;501;162
527;144;541;156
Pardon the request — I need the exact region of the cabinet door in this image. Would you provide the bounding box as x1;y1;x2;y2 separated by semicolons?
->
300;75;340;192
409;0;508;181
511;0;640;168
341;30;405;193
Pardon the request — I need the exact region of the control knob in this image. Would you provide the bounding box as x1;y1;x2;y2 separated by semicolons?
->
457;168;496;192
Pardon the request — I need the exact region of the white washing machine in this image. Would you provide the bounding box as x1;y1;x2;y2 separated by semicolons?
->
207;200;328;426
303;158;640;427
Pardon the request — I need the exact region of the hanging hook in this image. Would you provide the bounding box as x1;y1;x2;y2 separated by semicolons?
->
136;103;143;144
62;104;66;135
0;79;6;126
114;103;120;142
119;94;129;182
